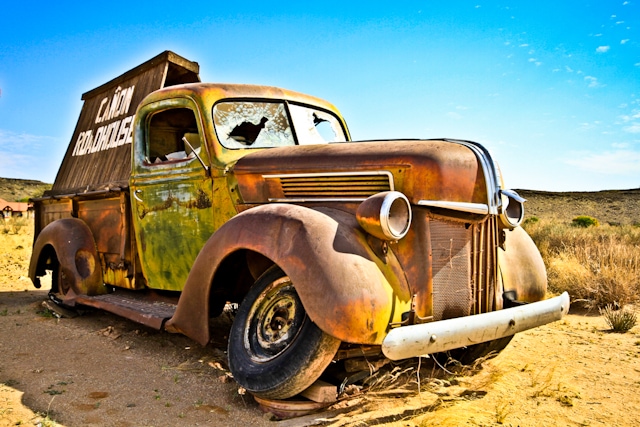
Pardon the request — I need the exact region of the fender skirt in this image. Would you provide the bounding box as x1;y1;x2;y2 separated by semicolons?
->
498;226;547;304
165;204;411;346
29;218;105;302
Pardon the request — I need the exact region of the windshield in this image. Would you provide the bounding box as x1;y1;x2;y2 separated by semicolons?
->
213;101;346;149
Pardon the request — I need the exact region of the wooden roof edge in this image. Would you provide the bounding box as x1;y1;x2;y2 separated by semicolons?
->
81;51;200;101
41;180;130;199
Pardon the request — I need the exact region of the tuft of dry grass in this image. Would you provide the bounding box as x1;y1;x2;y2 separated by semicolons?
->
599;304;638;333
1;217;31;235
524;219;640;309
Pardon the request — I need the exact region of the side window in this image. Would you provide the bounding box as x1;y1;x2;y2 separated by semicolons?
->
288;104;347;145
146;108;202;164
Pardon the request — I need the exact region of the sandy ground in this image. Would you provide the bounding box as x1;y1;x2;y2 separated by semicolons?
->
2;231;640;427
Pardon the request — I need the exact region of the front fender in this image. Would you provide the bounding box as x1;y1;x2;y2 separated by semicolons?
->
498;226;547;303
166;204;411;346
29;218;105;301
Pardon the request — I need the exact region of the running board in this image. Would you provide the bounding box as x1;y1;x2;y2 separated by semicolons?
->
74;292;177;330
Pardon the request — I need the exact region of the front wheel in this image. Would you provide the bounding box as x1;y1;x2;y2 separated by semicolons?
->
228;266;341;400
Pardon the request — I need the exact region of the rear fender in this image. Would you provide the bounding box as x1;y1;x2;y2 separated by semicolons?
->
166;204;411;346
29;218;105;302
498;226;547;304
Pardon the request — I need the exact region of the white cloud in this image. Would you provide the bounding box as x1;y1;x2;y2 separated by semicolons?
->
565;65;574;73
620;111;640;122
596;46;610;53
446;112;463;120
0;129;60;149
624;124;640;133
0;129;64;181
584;76;602;88
621;39;630;44
566;150;640;175
527;57;542;66
519;43;529;47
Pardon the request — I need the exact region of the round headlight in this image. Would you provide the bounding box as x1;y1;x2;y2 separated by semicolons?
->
499;189;525;228
357;191;412;241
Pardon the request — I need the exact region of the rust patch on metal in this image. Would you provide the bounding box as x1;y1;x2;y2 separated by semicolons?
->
137;189;212;219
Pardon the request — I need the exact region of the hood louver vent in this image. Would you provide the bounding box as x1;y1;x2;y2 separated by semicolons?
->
263;171;394;202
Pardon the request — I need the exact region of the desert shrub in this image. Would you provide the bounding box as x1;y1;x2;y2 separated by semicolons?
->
523;219;640;308
572;215;599;228
599;304;637;332
523;216;539;226
1;217;31;235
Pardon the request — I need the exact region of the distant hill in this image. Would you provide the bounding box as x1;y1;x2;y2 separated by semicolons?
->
0;178;52;202
517;188;640;226
1;176;637;226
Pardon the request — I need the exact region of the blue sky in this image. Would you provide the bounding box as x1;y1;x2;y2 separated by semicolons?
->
1;1;638;191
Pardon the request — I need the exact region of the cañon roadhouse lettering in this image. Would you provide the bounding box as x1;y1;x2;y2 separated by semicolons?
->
72;85;136;156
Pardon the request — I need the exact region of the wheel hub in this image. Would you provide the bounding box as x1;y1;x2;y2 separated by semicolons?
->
246;278;305;361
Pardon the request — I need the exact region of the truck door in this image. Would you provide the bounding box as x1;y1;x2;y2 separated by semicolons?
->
130;99;214;291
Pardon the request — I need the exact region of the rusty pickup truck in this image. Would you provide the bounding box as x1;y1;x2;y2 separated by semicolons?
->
29;51;569;400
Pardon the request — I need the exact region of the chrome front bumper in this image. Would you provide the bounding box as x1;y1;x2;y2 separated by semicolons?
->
381;292;570;360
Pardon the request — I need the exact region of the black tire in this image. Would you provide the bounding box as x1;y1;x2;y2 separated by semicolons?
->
228;266;341;399
48;254;71;306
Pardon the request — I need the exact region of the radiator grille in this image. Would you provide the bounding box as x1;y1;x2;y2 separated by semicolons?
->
265;172;393;200
431;217;498;321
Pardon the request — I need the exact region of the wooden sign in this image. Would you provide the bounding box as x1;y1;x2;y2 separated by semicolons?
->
50;51;200;195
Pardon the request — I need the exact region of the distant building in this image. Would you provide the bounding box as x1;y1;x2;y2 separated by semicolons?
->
0;198;33;219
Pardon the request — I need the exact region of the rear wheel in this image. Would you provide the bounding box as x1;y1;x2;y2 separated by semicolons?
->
228;266;341;399
47;251;74;306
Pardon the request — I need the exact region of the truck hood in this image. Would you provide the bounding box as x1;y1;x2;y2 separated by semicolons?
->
233;139;495;208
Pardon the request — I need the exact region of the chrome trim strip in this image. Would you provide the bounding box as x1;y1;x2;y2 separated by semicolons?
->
443;139;501;215
501;189;526;203
262;170;395;191
417;200;490;215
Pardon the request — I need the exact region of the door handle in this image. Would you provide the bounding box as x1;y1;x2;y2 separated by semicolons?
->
133;189;143;203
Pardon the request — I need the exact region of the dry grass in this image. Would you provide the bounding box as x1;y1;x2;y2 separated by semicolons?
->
0;218;35;292
523;219;640;309
1;217;31;235
599;304;638;332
